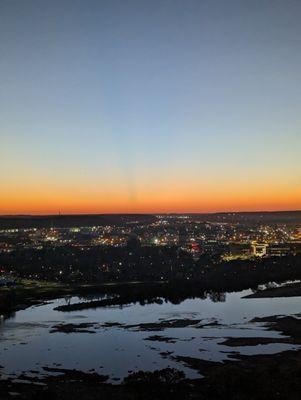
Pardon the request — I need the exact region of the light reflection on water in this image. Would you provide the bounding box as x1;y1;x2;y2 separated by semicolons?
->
0;288;301;381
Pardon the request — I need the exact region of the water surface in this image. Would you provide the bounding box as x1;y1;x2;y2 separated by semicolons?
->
1;288;300;381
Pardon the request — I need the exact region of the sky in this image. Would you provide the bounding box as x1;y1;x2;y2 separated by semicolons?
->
0;0;300;214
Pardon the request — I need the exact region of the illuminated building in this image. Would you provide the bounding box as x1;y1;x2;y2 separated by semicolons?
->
251;241;268;257
267;245;290;257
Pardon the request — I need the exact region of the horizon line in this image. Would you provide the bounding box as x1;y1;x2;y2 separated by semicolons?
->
1;209;301;217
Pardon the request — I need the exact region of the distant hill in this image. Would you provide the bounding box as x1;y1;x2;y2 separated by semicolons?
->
0;211;300;229
185;211;301;225
0;214;156;229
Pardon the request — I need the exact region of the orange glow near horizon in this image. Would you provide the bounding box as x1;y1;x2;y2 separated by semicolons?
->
1;181;300;215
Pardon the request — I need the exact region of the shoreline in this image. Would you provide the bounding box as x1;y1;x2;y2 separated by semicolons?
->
243;281;301;298
0;280;167;316
2;277;301;317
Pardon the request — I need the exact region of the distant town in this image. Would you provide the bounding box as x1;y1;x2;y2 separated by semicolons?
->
1;212;301;285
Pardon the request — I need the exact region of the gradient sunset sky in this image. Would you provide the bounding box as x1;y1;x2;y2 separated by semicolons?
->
1;0;300;214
